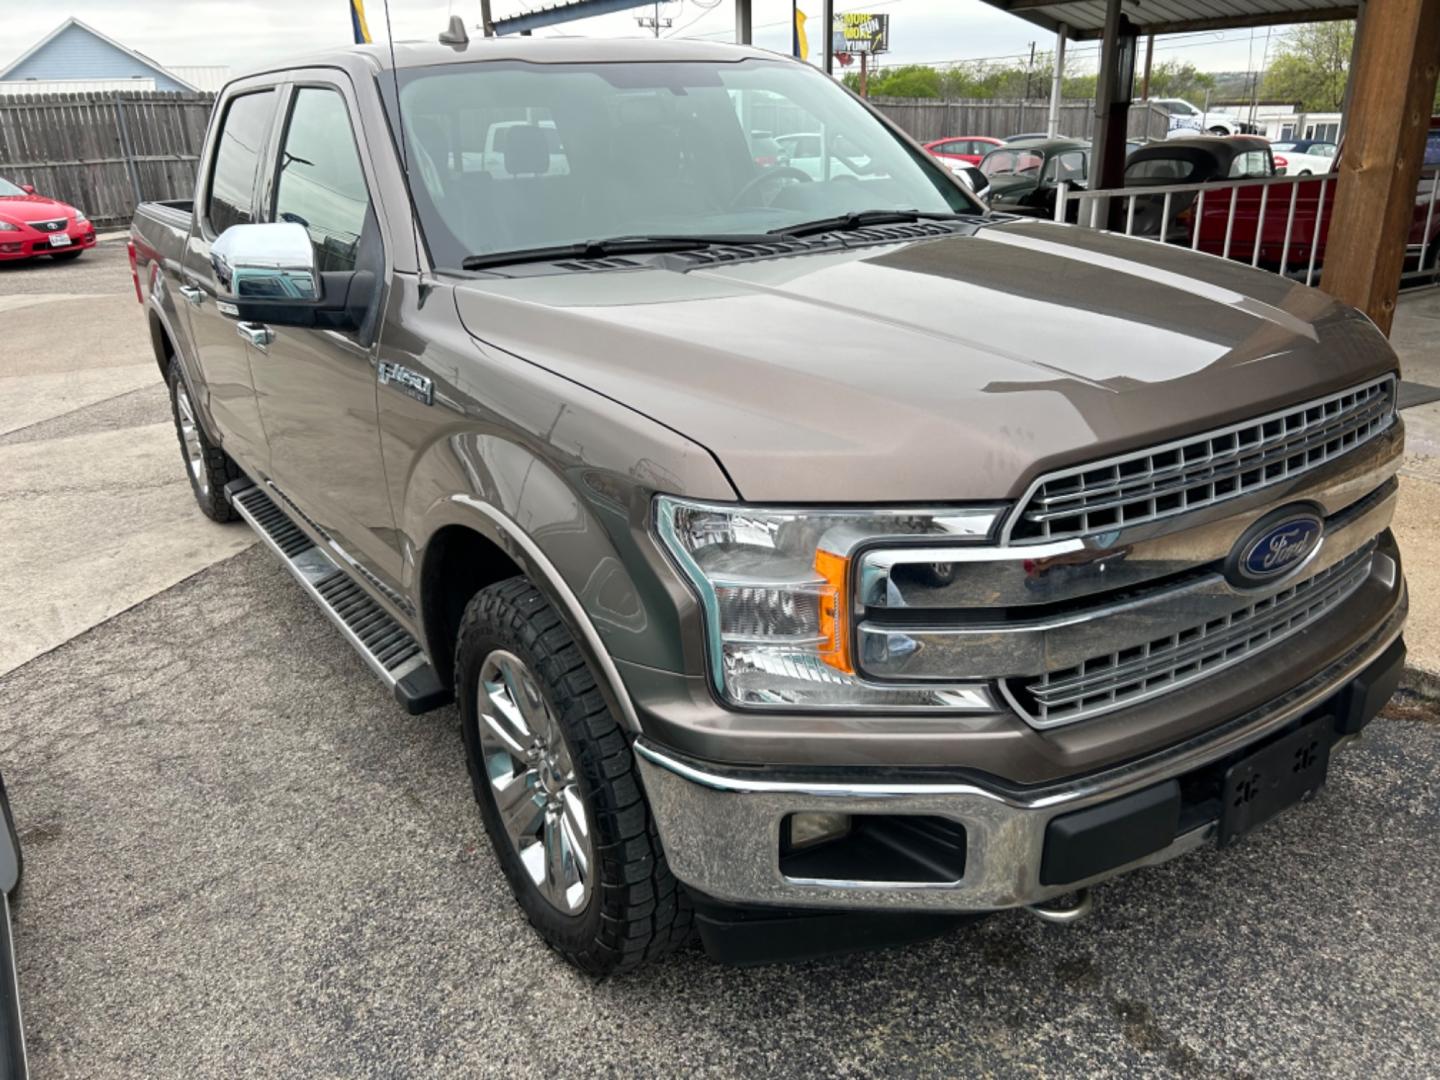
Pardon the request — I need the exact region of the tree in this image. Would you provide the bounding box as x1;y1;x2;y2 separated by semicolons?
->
1142;60;1216;102
1261;23;1353;111
843;64;941;98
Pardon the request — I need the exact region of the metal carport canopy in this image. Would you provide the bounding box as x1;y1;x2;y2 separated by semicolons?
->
977;0;1358;39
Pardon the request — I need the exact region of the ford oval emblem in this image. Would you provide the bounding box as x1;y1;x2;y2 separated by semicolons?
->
1227;509;1324;588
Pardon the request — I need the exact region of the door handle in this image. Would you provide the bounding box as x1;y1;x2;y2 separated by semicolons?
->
236;321;274;350
178;284;203;305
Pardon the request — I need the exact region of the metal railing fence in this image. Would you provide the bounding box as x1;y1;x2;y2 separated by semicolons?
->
1054;165;1440;289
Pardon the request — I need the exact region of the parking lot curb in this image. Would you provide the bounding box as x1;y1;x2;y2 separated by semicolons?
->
1400;664;1440;703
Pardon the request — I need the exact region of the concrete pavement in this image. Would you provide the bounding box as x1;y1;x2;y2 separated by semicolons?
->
0;242;254;675
1388;288;1440;683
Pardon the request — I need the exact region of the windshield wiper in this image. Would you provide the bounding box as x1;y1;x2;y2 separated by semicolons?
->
461;233;775;271
769;209;969;239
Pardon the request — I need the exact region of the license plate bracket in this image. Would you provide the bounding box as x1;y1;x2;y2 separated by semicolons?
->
47;232;71;247
1218;717;1333;846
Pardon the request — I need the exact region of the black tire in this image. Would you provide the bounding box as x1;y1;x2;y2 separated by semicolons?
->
457;577;692;975
0;772;20;905
165;358;242;522
50;249;83;260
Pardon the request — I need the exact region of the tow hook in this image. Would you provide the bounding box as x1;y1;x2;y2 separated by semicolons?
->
1026;888;1094;925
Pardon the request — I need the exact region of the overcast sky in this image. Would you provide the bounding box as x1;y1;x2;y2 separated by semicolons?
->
2;0;1281;78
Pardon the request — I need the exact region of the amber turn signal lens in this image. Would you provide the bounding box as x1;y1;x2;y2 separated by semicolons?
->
814;548;853;674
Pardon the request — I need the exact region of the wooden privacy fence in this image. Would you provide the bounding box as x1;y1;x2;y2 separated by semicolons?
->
0;90;216;227
871;98;1171;145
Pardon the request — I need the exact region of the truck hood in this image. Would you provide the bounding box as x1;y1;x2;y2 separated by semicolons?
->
452;218;1395;502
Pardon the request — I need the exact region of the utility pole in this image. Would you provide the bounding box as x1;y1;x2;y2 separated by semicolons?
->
860;52;869;98
480;0;494;36
637;1;671;36
1140;33;1154;99
1024;41;1036;99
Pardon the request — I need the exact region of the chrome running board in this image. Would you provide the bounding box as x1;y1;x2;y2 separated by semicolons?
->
226;479;449;714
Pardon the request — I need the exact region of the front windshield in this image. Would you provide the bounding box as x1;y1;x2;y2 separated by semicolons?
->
980;149;1043;178
0;177;25;196
390;57;976;268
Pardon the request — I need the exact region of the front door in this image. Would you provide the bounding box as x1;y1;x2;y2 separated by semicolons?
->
180;87;280;473
245;77;401;593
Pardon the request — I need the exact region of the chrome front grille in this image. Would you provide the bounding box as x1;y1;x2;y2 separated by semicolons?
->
1007;376;1396;544
1004;544;1377;728
31;218;67;232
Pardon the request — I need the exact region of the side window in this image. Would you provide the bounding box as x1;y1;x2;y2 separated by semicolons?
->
207;90;277;235
272;87;373;273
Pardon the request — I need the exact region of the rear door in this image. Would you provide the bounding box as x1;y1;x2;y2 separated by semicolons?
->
180;85;280;471
246;73;401;590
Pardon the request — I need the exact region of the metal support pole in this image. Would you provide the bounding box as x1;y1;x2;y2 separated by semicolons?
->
1046;26;1067;138
823;0;834;74
480;0;495;36
1338;0;1366;141
735;0;752;45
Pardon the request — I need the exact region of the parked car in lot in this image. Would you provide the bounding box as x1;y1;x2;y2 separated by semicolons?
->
0;177;95;262
131;36;1407;973
980;137;1088;217
774;131;869;180
1123;135;1276;238
0;771;25;1078
1149;97;1256;137
1269;139;1337;176
923;135;1003;166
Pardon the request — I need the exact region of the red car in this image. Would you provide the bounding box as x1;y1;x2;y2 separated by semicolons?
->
1187;118;1440;275
924;136;1003;167
0;176;96;261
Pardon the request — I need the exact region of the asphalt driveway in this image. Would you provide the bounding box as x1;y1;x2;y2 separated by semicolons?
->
1;543;1437;1078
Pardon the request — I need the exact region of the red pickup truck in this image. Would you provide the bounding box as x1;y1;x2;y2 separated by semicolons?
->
1185;119;1440;275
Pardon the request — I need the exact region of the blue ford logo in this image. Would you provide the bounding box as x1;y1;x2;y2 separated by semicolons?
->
1228;510;1323;587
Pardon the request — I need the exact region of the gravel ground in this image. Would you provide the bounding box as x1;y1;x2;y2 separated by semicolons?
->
1;543;1438;1078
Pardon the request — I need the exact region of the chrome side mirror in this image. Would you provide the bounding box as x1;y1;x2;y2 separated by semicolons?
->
211;222;319;308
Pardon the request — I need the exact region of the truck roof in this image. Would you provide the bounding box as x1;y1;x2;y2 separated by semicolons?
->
231;36;779;84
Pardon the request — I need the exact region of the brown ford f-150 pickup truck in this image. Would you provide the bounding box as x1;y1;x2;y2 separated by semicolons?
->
129;34;1408;973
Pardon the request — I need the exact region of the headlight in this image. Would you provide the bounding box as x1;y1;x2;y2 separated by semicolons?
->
0;221;17;232
655;496;1001;710
74;213;88;225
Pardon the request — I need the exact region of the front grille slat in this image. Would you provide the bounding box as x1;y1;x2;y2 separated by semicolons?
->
1006;545;1376;727
1008;376;1396;543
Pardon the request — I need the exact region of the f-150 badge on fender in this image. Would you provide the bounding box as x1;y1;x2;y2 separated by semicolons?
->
377;361;433;406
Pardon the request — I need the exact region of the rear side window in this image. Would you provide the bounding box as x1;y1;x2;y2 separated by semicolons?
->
1127;157;1200;182
207;90;276;235
272;87;373;273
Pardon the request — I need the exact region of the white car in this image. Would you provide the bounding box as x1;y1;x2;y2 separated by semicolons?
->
1151;98;1251;138
774;132;868;181
1270;140;1338;176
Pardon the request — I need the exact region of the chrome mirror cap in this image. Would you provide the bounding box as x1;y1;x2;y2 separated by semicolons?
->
210;222;318;308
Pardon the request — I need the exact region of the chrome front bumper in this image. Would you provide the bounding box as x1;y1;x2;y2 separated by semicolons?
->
634;593;1405;913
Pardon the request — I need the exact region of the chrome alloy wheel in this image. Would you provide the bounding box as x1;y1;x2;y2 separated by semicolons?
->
476;649;593;914
174;382;207;496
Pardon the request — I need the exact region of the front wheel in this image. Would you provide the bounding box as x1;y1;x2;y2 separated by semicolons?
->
457;577;692;975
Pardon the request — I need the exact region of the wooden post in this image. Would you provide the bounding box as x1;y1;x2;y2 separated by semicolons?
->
1320;0;1440;334
1140;33;1154;101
